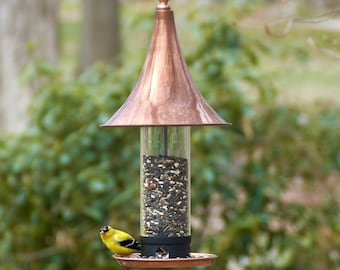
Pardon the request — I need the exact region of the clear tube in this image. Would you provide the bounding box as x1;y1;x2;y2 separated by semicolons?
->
140;126;191;238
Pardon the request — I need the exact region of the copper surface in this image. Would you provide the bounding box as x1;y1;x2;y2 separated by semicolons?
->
113;252;217;268
102;4;230;127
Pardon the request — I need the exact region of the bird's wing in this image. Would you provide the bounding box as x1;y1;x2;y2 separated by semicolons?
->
118;238;136;248
118;238;141;250
114;230;141;250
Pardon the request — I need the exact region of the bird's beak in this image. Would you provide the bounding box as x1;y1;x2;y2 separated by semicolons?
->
100;230;104;235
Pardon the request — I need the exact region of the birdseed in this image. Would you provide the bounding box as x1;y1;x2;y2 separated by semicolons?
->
142;155;189;237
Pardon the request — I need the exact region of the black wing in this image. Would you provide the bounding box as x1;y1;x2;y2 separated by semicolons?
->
118;238;141;251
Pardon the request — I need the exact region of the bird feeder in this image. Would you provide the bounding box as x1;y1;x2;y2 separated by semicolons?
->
102;0;231;268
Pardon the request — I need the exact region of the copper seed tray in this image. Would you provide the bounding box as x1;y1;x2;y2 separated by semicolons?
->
113;253;217;268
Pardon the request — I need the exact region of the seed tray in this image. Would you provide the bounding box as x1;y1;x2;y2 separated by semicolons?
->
113;253;217;268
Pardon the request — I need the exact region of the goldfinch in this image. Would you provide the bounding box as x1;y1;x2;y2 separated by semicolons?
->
99;225;141;255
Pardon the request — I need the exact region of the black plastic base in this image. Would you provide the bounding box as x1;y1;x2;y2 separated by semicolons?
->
140;236;191;258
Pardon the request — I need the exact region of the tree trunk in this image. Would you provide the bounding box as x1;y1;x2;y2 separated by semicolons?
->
78;0;120;73
0;0;59;133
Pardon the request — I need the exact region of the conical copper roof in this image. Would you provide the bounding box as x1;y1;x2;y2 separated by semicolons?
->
102;1;230;127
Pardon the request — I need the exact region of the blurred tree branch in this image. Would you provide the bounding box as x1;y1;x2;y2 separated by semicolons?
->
265;7;340;37
265;7;340;59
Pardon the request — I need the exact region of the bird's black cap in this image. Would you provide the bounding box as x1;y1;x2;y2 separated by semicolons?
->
100;225;109;233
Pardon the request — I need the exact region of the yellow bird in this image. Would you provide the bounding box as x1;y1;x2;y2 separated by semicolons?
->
99;225;141;256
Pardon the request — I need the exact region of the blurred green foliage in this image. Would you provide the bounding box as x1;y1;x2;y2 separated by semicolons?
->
1;14;339;270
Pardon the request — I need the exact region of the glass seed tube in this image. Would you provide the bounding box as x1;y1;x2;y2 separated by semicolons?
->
140;126;191;258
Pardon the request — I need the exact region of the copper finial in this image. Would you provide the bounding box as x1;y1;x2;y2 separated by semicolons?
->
158;0;170;9
102;2;230;127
